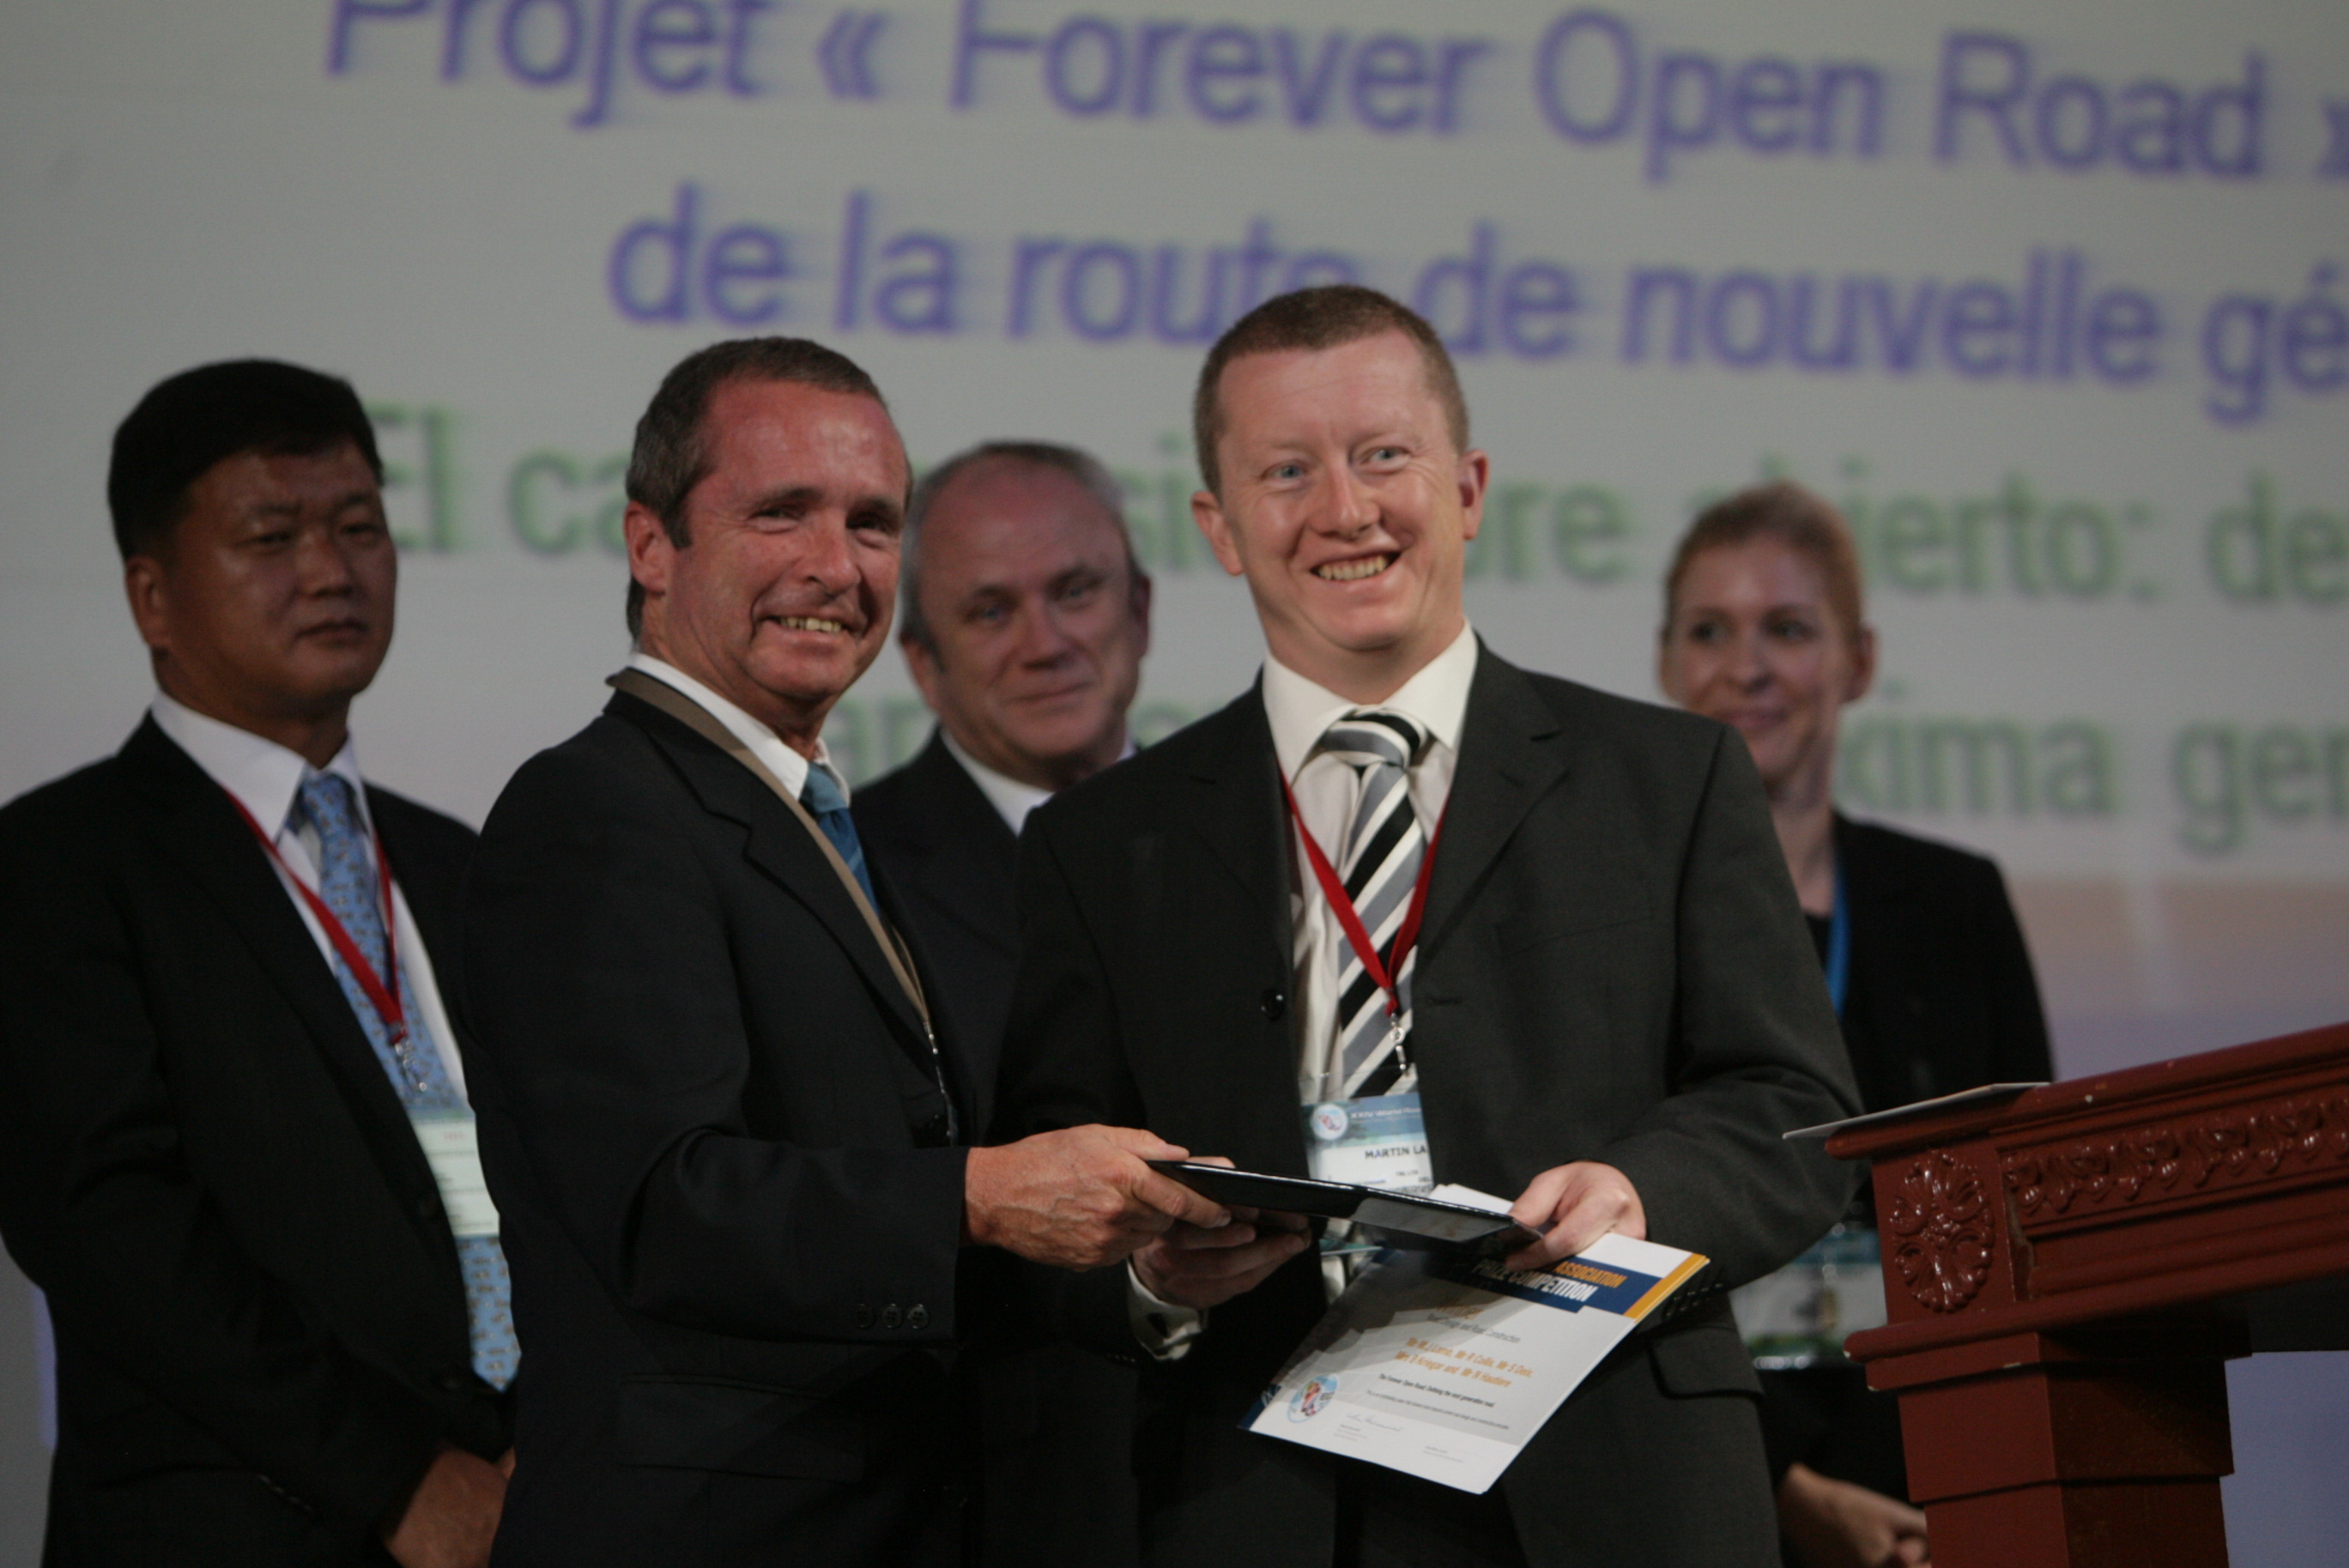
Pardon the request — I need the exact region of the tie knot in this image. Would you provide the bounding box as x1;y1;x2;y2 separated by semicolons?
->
294;771;363;843
1316;709;1428;773
800;762;851;817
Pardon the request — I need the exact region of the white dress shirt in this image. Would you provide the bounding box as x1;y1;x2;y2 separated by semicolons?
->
626;652;851;802
940;730;1053;836
149;692;469;1096
1261;621;1479;1102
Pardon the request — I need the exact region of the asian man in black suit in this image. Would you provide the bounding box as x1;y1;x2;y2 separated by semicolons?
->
459;338;1224;1568
854;441;1153;1566
0;361;514;1568
992;288;1862;1566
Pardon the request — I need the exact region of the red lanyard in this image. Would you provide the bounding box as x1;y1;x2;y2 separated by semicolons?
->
224;791;408;1047
1279;772;1446;1025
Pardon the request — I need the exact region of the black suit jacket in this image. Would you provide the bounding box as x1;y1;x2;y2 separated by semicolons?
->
994;649;1860;1567
1835;814;2053;1116
0;718;510;1568
855;730;1142;1568
462;689;981;1568
853;732;1022;1093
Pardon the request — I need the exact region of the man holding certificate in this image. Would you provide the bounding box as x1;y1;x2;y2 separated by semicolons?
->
994;286;1861;1566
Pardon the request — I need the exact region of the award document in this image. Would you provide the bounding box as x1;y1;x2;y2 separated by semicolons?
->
1243;1204;1707;1494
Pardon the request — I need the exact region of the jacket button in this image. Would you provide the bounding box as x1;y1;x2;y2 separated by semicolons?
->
1259;988;1287;1022
906;1304;929;1330
881;1304;903;1330
854;1304;875;1330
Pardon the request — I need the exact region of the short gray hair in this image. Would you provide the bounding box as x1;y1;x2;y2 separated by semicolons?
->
900;440;1141;653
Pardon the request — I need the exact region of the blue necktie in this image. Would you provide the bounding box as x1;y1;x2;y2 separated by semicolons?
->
294;773;518;1390
799;762;876;907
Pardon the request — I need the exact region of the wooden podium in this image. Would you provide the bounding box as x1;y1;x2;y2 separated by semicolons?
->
1831;1020;2349;1567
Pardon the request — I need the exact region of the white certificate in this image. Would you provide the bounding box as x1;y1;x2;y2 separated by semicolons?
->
1244;1209;1707;1494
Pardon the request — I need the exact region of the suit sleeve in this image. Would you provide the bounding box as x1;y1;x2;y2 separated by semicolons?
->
462;745;966;1344
0;817;443;1542
991;813;1156;1360
1595;728;1865;1289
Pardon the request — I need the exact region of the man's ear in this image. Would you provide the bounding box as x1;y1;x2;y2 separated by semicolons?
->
1455;448;1492;542
1128;568;1154;659
123;554;172;655
902;630;945;716
624;502;675;599
1190;490;1246;578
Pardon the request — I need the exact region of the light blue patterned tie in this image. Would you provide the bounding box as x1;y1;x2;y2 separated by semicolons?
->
799;762;877;907
294;773;518;1390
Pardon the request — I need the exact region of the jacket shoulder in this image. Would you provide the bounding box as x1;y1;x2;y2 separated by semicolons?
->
1840;814;2004;886
0;753;135;844
1027;689;1259;838
1513;667;1731;758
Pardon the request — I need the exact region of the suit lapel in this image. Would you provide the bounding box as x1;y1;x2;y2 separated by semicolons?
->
1181;686;1293;969
117;721;442;1201
895;736;1022;958
610;693;936;1067
1420;647;1572;957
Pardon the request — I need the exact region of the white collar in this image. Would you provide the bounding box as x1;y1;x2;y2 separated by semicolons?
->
625;652;843;801
149;690;372;838
1261;621;1479;782
939;730;1056;836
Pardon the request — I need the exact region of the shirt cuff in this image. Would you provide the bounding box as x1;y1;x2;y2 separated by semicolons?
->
1126;1260;1205;1361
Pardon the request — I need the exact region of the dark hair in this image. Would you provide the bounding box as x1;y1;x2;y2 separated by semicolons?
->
1662;481;1866;642
899;440;1141;654
1191;285;1469;496
107;359;382;562
624;336;890;637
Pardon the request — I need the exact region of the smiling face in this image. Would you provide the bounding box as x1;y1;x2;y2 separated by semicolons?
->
903;457;1150;792
125;440;395;758
1657;536;1876;798
626;377;908;753
1191;331;1487;702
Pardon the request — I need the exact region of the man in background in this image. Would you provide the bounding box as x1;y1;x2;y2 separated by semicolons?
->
0;360;514;1567
461;340;1219;1566
854;441;1152;1566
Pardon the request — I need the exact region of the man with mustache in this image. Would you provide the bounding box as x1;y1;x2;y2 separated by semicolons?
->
0;359;515;1567
994;288;1859;1566
460;339;1223;1566
854;442;1154;1566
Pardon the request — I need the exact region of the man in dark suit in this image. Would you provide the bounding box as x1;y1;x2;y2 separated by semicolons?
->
460;338;1223;1568
0;361;515;1567
854;441;1153;1566
994;288;1862;1566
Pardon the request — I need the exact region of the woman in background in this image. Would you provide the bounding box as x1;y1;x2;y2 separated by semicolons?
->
1657;481;2054;1568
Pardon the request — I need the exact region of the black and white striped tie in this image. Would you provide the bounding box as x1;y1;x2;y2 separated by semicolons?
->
1317;708;1431;1100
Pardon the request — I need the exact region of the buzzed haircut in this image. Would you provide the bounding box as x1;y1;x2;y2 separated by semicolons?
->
1190;285;1470;496
898;440;1141;655
1662;480;1868;642
107;359;383;562
624;335;890;637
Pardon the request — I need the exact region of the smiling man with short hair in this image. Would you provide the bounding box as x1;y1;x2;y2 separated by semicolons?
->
460;338;1223;1568
993;288;1860;1566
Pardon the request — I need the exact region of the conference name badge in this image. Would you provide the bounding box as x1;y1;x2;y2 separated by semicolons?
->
409;1109;502;1238
1302;1092;1434;1193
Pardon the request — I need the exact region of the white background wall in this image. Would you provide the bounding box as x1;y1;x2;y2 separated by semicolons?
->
2;0;2344;1558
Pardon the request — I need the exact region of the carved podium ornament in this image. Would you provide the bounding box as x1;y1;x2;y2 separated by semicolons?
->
1887;1150;1993;1312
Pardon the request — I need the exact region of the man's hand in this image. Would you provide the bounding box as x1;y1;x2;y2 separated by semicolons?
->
1132;1202;1310;1309
966;1125;1231;1270
1778;1462;1931;1568
383;1447;507;1568
1502;1160;1645;1271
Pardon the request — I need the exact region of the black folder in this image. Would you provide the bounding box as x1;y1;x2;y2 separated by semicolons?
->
1146;1161;1544;1253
